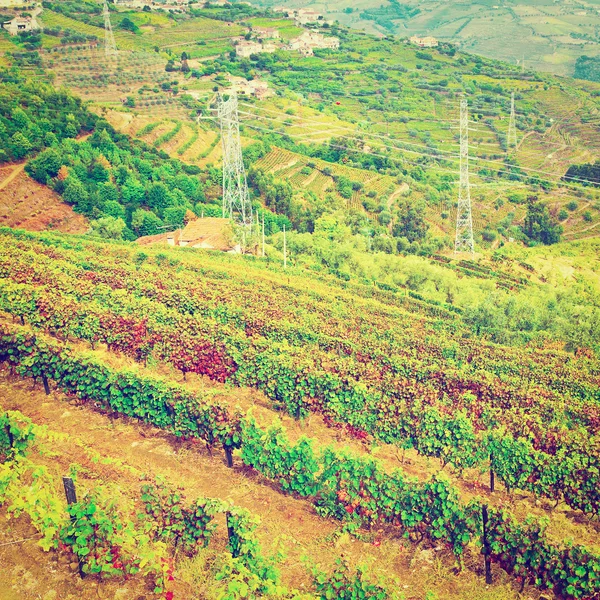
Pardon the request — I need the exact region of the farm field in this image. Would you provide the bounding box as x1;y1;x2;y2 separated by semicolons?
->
0;372;545;600
44;47;192;117
0;228;599;599
38;9;242;54
258;0;600;76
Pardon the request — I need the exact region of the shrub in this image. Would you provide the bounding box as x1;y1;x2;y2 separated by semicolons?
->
482;229;497;242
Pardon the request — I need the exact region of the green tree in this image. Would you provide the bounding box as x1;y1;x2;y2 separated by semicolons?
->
119;17;139;33
146;182;173;213
392;200;428;242
131;208;163;236
121;178;146;208
98;182;119;204
25;148;62;183
10;131;33;159
522;196;562;245
62;175;89;211
163;205;187;228
90;216;127;240
103;199;126;220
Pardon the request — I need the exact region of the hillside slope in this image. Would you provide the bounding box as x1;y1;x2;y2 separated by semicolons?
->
257;0;600;76
0;228;599;598
0;163;88;233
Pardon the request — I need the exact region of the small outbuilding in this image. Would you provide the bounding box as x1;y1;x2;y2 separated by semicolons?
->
137;217;241;253
3;15;38;35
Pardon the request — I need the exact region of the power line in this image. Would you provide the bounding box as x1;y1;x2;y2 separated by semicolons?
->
103;0;118;58
239;105;463;161
239;106;600;187
241;103;568;172
239;112;600;193
455;98;474;256
218;92;252;227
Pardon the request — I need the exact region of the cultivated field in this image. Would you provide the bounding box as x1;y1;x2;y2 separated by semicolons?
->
1;229;599;598
263;0;600;76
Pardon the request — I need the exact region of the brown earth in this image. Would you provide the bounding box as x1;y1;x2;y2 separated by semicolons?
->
0;164;88;234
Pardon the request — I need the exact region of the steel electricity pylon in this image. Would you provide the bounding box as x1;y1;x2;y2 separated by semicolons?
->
218;92;252;226
103;0;118;58
455;98;474;255
507;91;518;150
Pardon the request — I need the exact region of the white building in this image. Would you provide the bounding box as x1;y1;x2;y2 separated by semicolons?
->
235;40;263;58
289;30;339;54
2;15;38;35
235;39;278;58
252;26;280;40
227;75;271;99
409;35;438;48
295;8;323;25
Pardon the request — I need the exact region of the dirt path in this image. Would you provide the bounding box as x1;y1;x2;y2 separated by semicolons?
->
387;182;409;209
0;164;25;192
0;370;334;597
563;220;600;236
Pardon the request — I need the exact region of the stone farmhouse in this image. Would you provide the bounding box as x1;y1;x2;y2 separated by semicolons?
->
409;35;439;48
137;218;241;253
227;75;271;100
251;26;280;40
288;30;339;56
2;15;38;35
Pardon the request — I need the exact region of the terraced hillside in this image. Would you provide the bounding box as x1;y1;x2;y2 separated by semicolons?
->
2;3;594;248
258;0;600;76
39;8;242;54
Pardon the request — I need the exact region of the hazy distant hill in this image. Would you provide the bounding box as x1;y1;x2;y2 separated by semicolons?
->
254;0;600;77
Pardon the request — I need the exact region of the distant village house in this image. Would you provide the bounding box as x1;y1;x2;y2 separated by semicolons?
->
251;26;280;40
235;38;281;58
288;30;339;55
272;6;327;25
2;15;38;35
409;35;438;48
137;218;242;253
295;8;323;25
227;75;271;99
235;39;264;58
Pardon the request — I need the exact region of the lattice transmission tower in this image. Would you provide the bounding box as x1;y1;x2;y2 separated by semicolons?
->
507;91;518;150
455;98;474;255
218;92;252;226
103;0;118;58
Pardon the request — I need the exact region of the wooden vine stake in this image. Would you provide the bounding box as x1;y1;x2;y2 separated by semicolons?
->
62;477;85;580
4;414;14;449
225;512;240;558
223;444;233;468
482;504;492;585
42;374;50;396
489;452;495;492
